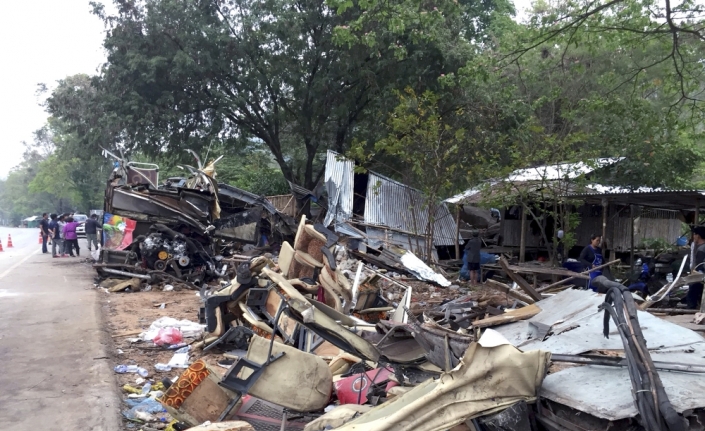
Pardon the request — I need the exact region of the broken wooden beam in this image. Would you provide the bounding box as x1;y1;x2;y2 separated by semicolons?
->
536;259;621;293
499;257;543;302
646;308;698;315
472;304;541;329
504;264;591;279
485;278;535;304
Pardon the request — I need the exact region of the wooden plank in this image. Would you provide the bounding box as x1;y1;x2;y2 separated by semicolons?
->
505;264;591;279
112;330;143;338
485;278;535;304
472;304;541;328
536;259;621;293
647;308;698;315
499;257;543;302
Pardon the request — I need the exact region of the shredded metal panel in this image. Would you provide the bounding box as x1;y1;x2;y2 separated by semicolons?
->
323;151;354;227
364;172;458;246
541;354;705;421
493;289;705;354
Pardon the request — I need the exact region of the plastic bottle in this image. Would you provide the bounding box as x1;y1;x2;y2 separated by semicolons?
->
141;382;152;395
155;363;172;372
114;364;149;377
114;364;136;373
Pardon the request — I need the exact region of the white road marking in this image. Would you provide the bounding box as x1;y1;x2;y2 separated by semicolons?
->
0;248;42;281
0;289;20;297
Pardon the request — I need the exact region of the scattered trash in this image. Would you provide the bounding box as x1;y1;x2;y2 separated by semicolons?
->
153;328;184;347
122;398;167;421
140;317;204;342
115;365;149;378
166;352;190;369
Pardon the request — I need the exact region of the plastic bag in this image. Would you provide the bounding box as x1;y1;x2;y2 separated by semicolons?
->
91;245;101;262
122;398;166;420
153;327;183;346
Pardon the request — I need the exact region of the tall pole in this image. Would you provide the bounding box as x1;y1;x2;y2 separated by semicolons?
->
630;204;635;269
601;198;608;259
455;205;461;260
520;203;527;263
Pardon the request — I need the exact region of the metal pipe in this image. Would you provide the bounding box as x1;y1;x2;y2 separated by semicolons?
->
102;268;152;280
552;354;705;373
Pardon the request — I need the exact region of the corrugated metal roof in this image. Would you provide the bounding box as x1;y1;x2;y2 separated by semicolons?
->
507;158;621;182
568;186;705;197
323;151;354;227
444;158;623;205
364;172;458;246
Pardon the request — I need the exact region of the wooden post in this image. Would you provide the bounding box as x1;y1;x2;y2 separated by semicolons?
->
455;205;461;260
601;198;608;260
520;203;527;263
696;200;700;226
630;205;635;268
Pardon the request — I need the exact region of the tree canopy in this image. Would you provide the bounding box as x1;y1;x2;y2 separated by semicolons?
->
4;0;705;228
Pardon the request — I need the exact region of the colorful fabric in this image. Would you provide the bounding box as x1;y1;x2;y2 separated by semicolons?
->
102;213;137;251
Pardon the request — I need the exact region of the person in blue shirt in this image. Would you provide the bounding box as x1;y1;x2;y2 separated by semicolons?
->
579;234;603;291
685;226;705;309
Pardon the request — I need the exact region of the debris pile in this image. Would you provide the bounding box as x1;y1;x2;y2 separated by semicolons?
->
96;153;705;431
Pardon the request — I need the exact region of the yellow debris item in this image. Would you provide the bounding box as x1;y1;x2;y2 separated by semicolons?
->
122;384;142;394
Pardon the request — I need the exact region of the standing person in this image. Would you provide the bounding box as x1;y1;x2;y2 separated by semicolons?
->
465;230;482;285
556;230;565;263
685;226;705;309
39;213;50;254
63;217;80;257
58;214;68;257
579;234;603;291
48;214;60;258
85;214;100;251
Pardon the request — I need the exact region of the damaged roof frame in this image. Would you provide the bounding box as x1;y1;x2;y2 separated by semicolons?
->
323;150;459;247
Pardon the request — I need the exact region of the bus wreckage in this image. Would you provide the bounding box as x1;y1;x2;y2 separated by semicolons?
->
95;151;296;287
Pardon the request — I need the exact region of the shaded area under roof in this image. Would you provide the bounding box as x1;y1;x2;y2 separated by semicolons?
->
567;190;705;211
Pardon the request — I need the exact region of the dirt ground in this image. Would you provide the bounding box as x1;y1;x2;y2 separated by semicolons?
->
99;285;216;429
103;288;202;375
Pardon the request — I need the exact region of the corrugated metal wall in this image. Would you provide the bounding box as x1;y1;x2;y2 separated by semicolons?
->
575;205;681;251
364;172;458;246
323;151;354;227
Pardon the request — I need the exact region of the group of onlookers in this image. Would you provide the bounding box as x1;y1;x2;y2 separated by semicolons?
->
39;213;100;258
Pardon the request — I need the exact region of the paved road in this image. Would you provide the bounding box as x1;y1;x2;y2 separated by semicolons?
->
0;228;121;430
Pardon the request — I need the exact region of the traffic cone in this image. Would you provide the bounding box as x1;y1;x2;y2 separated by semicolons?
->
38;231;42;244
0;239;5;252
7;234;13;248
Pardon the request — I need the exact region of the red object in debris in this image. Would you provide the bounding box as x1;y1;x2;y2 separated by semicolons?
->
153;327;184;346
334;367;398;405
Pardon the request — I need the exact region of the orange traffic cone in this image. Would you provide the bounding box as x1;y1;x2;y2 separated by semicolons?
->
7;234;13;248
0;239;5;252
38;231;42;244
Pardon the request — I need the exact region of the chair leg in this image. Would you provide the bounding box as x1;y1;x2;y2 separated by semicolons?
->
280;409;288;431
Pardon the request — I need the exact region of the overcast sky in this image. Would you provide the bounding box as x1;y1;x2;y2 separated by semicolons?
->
0;1;107;178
